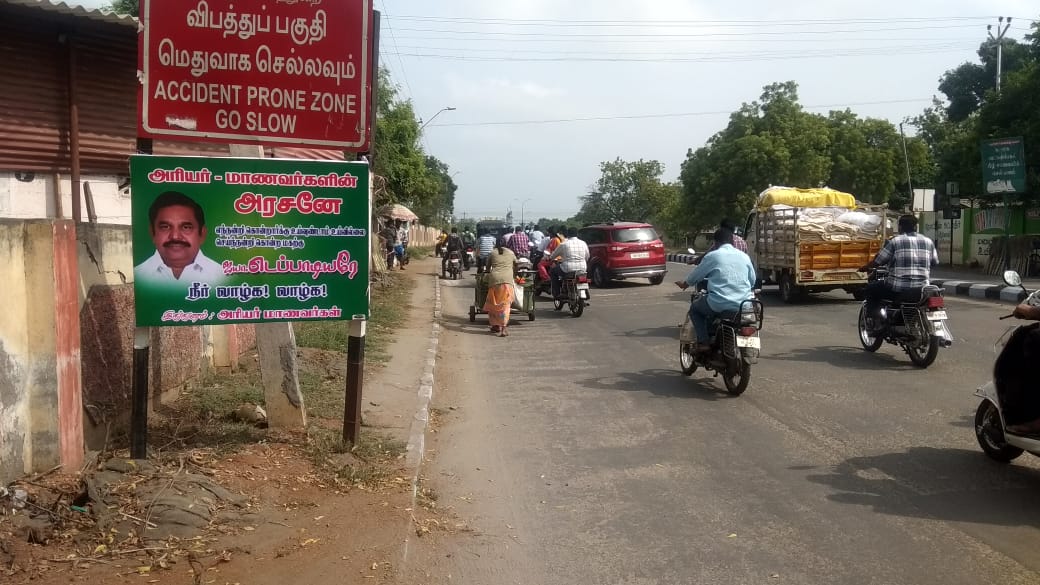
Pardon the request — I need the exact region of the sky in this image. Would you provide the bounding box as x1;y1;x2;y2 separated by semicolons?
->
76;0;1037;223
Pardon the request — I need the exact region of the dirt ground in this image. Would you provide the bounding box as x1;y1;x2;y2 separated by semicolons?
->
0;263;473;585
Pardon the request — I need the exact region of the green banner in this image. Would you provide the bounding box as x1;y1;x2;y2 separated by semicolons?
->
981;137;1026;195
131;155;370;327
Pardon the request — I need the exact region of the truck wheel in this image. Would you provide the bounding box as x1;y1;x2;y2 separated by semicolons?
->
779;273;799;304
851;288;866;302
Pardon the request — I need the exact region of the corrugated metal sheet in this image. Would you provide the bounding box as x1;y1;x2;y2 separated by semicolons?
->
1;0;136;27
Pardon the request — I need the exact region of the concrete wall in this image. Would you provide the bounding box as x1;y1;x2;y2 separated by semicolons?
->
0;219;257;483
0;172;131;224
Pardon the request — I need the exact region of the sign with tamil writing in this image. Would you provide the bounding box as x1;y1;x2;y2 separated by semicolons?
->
139;0;372;149
981;137;1026;195
131;155;370;327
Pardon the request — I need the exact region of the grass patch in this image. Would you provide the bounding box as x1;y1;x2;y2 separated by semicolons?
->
407;245;433;259
150;368;267;455
305;426;407;488
293;271;411;365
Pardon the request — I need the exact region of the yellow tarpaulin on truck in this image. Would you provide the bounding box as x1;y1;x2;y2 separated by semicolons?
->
756;186;857;210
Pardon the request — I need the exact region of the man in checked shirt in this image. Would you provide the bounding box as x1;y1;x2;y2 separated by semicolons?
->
859;214;939;331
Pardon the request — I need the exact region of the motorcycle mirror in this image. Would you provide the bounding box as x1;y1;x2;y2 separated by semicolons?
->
1003;270;1022;287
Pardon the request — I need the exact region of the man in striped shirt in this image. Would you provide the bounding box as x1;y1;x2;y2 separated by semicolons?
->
476;228;497;272
859;214;938;329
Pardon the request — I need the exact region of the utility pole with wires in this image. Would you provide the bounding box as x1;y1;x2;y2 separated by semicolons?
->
988;16;1012;93
987;16;1013;270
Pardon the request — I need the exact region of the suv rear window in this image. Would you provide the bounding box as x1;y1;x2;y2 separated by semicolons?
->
612;227;658;243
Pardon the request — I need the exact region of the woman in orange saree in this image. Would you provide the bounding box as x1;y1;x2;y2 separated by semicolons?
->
483;240;518;337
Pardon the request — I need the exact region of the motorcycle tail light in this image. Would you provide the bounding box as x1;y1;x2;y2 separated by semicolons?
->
927;296;945;309
577;275;589;284
739;327;757;336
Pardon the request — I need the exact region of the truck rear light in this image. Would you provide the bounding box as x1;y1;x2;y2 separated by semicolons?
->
801;271;814;280
926;296;945;309
739;327;757;336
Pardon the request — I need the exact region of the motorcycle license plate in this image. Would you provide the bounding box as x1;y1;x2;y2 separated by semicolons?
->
927;311;948;320
577;283;590;290
630;252;650;259
736;336;760;349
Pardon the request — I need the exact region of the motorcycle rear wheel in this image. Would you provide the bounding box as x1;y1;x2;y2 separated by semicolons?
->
570;299;584;317
906;336;939;368
858;305;883;352
553;298;564;311
679;344;697;376
974;401;1024;463
723;360;751;396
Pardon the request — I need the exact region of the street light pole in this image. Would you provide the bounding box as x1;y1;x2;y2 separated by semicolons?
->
419;106;456;131
988;17;1012;93
513;198;532;227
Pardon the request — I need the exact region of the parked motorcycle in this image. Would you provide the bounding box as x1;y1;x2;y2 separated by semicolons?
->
553;271;590;317
445;250;462;280
974;270;1040;463
856;268;953;368
678;289;764;396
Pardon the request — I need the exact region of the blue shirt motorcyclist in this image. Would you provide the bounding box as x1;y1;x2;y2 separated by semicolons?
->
675;228;756;353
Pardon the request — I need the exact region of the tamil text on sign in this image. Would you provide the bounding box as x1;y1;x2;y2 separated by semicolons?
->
131;156;371;327
139;0;372;149
981;137;1027;195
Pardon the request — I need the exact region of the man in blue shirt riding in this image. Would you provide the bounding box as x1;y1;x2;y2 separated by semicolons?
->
675;228;756;353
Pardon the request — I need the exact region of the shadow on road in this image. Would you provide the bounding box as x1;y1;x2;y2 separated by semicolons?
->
622;325;681;339
580;368;739;401
805;446;1040;526
767;345;918;370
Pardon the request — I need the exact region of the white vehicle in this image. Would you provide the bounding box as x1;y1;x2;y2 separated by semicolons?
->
974;270;1040;463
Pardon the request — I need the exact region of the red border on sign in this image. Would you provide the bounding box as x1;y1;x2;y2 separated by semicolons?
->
138;0;373;150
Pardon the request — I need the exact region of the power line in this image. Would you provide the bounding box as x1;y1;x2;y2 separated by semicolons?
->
378;1;416;101
425;98;935;128
385;15;1007;27
388;41;971;58
389;23;988;38
386;45;970;63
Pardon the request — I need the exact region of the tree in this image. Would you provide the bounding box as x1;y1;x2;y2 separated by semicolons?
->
107;0;138;15
573;158;676;226
938;39;1032;122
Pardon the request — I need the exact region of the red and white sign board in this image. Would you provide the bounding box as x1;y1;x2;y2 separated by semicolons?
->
139;0;372;150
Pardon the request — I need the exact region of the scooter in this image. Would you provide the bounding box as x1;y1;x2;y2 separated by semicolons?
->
464;246;476;271
973;270;1040;463
857;268;953;368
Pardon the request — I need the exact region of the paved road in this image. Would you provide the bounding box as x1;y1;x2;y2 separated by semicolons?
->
418;263;1040;585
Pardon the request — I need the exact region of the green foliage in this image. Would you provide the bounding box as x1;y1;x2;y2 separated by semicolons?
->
675;81;934;236
938;39;1032;122
372;68;455;224
107;0;138;15
573;158;679;230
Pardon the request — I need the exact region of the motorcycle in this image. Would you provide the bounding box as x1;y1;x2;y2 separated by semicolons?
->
553;270;590;317
856;268;953;368
974;270;1040;463
445;250;462;280
678;288;764;396
464;246;476;271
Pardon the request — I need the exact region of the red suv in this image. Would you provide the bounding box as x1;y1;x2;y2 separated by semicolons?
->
578;222;667;287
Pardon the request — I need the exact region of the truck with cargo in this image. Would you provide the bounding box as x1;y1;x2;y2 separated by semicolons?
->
742;187;889;303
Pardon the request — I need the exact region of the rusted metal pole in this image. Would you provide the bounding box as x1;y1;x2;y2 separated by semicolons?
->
343;319;366;444
67;37;82;223
130;327;150;459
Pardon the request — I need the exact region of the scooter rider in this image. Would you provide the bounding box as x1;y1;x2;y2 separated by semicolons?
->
858;214;938;331
675;228;756;353
548;227;590;299
441;227;464;278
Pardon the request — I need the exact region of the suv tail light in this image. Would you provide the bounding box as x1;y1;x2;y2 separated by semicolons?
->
609;246;624;253
739;327;757;336
926;296;945;309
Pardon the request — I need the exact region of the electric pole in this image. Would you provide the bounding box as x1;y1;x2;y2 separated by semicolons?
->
988;16;1012;93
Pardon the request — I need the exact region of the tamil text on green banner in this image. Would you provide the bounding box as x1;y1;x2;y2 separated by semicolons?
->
130;155;370;326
